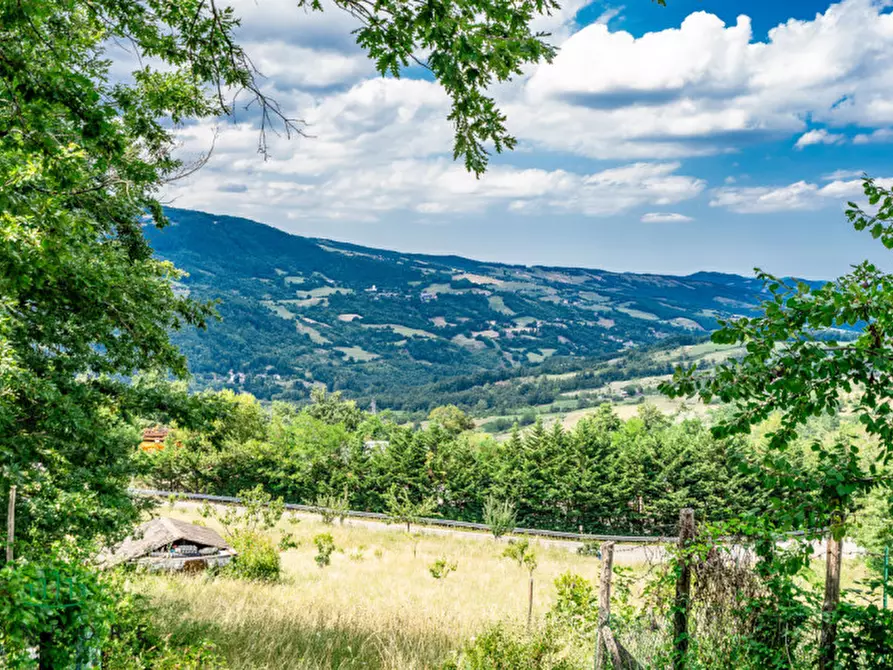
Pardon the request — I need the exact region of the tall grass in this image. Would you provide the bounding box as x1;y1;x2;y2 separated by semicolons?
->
137;506;603;669
137;504;875;669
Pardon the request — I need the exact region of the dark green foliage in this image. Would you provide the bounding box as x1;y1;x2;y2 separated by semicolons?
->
140;390;767;534
104;584;228;669
836;603;893;669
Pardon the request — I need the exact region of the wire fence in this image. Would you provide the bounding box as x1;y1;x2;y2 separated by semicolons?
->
130;488;818;546
129;487;682;544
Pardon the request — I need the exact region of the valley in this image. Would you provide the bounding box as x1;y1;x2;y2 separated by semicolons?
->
149;208;769;409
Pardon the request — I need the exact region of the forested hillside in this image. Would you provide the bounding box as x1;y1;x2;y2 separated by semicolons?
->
149;208;772;403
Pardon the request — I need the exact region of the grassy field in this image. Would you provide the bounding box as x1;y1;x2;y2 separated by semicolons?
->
136;504;878;670
138;507;610;669
335;346;380;362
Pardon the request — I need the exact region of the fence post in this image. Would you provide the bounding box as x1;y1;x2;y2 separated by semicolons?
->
673;509;695;670
6;485;15;563
594;541;614;670
819;532;843;670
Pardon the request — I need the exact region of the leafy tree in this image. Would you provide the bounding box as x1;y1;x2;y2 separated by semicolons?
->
306;386;365;433
502;538;537;576
384;485;439;532
428;405;476;435
313;533;336;568
662;177;893;669
313;489;351;525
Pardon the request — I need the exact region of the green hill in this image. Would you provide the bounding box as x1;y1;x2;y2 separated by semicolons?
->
147;208;769;404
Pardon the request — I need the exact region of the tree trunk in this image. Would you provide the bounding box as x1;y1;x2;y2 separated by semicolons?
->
819;533;843;670
6;485;15;563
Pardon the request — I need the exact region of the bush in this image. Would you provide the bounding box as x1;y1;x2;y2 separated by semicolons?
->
225;529;281;582
104;586;228;669
313;489;350;525
836;603;893;669
483;497;517;540
314;533;336;568
547;573;597;640
441;624;582;670
429;557;458;579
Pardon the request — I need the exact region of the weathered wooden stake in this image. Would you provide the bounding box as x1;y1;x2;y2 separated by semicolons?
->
527;576;534;630
673;509;695;670
6;485;16;563
594;541;615;670
819;532;843;670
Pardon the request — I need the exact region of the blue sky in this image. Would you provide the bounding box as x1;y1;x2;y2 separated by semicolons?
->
164;0;893;279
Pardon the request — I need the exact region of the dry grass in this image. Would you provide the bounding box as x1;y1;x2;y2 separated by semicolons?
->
136;505;879;670
137;506;607;669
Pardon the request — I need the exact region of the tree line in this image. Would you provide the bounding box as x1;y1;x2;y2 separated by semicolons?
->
137;386;880;536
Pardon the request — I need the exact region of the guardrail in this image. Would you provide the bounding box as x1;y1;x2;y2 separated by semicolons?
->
129;488;679;544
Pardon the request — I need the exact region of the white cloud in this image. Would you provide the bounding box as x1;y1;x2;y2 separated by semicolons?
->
157;0;893;229
641;212;694;223
854;128;893;144
795;129;846;149
709;177;892;214
515;0;893;159
167;156;704;222
595;6;625;26
247;43;374;89
822;169;865;181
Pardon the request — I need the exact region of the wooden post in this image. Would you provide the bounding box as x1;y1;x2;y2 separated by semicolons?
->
6;485;15;563
819;533;843;670
527;575;534;630
595;541;615;670
673;509;695;670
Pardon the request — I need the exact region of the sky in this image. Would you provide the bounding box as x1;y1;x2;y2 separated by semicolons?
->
161;0;893;279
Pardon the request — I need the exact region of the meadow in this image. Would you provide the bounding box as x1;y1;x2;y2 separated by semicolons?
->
138;504;644;669
135;503;874;670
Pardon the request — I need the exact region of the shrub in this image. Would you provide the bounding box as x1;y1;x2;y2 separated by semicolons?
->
384;485;439;532
440;624;582;670
104;587;228;669
314;533;336;568
483;497;517;540
278;532;300;551
313;489;350;525
225;529;281;582
834;603;893;670
429;557;458;579
503;539;537;575
547;572;597;640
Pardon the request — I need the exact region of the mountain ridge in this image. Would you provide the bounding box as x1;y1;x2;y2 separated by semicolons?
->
147;208;770;403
